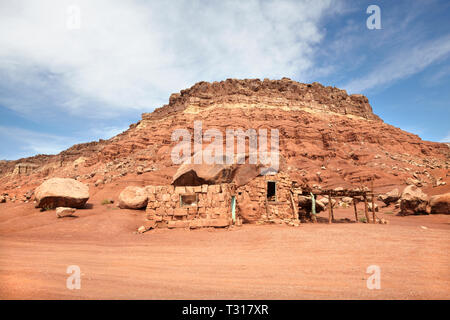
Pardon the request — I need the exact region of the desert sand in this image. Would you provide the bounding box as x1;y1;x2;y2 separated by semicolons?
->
1;196;448;300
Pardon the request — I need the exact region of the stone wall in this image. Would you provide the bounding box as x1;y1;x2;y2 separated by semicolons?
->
145;184;233;229
144;172;299;229
235;172;297;224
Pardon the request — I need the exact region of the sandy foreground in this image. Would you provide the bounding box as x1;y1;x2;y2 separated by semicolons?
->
0;201;449;300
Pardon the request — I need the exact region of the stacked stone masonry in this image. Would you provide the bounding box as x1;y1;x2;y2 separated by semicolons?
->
145;172;299;229
145;184;233;229
235;172;297;223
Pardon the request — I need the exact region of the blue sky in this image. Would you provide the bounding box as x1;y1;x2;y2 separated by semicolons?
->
0;0;449;160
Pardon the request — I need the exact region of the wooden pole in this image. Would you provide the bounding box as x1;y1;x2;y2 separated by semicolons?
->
364;194;369;223
371;179;376;224
353;198;358;222
289;191;299;221
371;194;376;224
331;200;335;222
328;194;332;224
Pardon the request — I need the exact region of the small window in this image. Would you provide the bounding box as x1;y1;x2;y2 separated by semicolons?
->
267;181;276;202
180;194;197;207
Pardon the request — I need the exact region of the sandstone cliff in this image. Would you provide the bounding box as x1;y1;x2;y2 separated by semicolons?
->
0;78;448;202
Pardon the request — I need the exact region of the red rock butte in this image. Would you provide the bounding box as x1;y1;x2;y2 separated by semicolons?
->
0;78;449;201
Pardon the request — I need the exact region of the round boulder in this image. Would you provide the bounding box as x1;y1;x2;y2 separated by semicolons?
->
379;188;400;206
400;185;428;215
35;178;89;209
317;196;336;208
368;202;379;212
118;186;148;209
341;197;353;204
237;193;261;223
428;193;450;214
298;196;325;213
56;207;76;218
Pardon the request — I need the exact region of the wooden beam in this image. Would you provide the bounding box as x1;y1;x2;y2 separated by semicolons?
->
364;194;369;223
328;194;332;224
371;179;376;224
353;198;358;222
371;193;376;224
289;191;299;221
331;201;335;222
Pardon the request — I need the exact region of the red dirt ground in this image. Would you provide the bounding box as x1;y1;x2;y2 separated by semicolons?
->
0;194;449;300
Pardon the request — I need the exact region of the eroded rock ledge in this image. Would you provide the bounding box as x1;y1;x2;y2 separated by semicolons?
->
142;78;381;121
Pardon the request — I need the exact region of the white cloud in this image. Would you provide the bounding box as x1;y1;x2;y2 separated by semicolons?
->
344;35;450;93
424;64;450;86
82;125;128;140
0;125;78;158
440;132;450;143
0;124;129;159
0;0;337;118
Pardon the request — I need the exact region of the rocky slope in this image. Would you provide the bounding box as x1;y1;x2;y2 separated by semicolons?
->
0;78;449;203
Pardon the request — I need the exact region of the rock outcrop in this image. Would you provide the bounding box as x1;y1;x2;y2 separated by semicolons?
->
0;78;448;201
298;195;326;213
13;163;39;175
428;193;450;214
400;185;428;215
172;153;285;187
143;79;382;121
56;207;76;218
379;188;400;206
35;178;89;209
368;202;379;212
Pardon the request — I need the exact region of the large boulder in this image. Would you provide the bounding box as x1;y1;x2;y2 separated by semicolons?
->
400;185;428;215
35;178;89;209
317;196;336;208
428;193;450;214
368;202;379;212
379;188;400;206
237;195;261;223
341;197;353;204
118;186;148;209
298;196;325;213
172;152;286;187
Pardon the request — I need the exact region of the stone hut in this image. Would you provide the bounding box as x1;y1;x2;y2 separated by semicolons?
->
234;171;299;223
145;184;234;229
145;156;300;228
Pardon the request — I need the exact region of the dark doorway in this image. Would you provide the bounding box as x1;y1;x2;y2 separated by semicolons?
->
267;181;276;201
